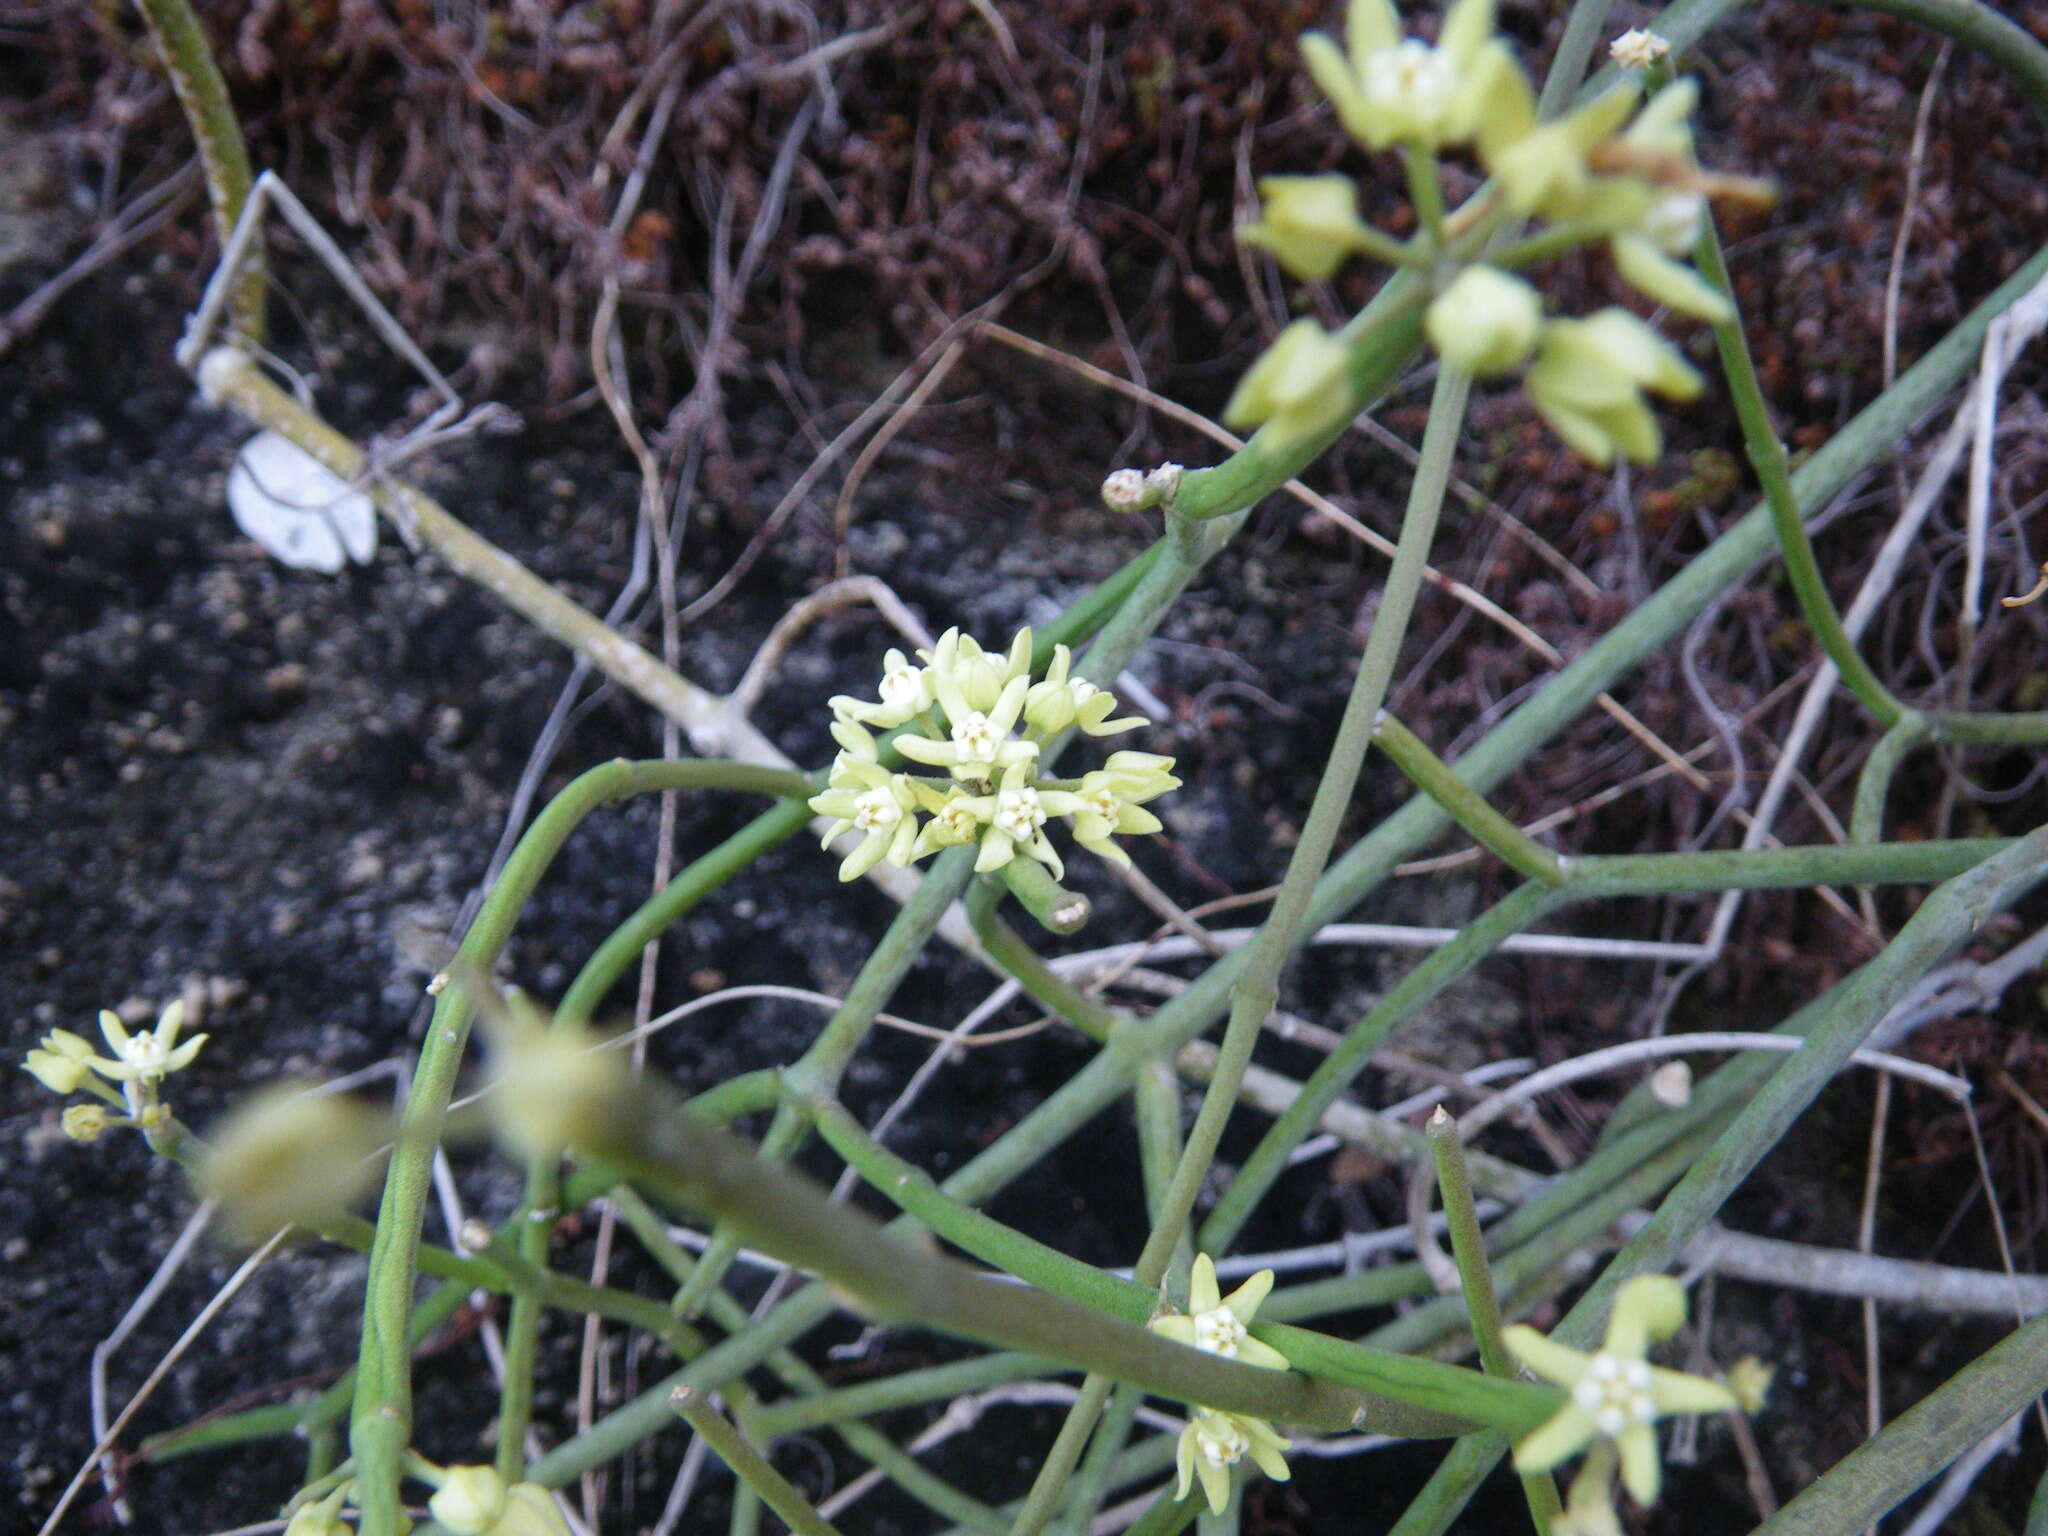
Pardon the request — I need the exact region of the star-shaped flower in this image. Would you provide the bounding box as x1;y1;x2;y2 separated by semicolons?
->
88;1001;208;1086
895;671;1040;781
1147;1253;1291;1370
830;647;933;730
1174;1408;1291;1516
809;756;924;881
1502;1274;1739;1506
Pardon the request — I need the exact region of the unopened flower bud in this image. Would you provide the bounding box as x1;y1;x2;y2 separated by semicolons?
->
429;1465;508;1535
1609;28;1671;71
1425;265;1543;377
62;1104;112;1142
1648;1060;1693;1107
1725;1356;1774;1414
196;1083;391;1242
1240;175;1375;281
1222;319;1353;453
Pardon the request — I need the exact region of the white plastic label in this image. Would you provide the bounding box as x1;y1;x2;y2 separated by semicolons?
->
226;430;378;573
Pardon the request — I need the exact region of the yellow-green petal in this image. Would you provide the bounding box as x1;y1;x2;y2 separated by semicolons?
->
1511;1402;1599;1473
1615;1420;1661;1505
1223;1266;1273;1323
1648;1364;1739;1416
1190;1252;1222;1314
1503;1323;1593;1387
1612;235;1735;324
1607;1273;1688;1355
1238;1336;1293;1372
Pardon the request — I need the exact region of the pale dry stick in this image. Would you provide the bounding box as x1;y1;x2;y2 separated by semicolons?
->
831;337;969;570
0;163;200;362
1617;1216;2048;1320
1177;1040;1544;1203
178;173;461;435
1455;1031;1970;1143
721;575;936;734
89;1203;215;1528
1857;1066;1894;1536
1868;920;2048;1056
39;1231;289;1536
755;7;925;84
674;316;975;627
975;318;1731;806
1091;1484;1169;1536
1108;859;1228;958
1045;922;1720;973
1882;43;1952;390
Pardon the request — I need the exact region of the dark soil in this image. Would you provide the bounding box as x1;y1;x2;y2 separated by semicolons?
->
5;2;2048;1533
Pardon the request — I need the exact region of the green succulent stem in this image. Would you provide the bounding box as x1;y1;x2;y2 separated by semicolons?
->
672;1388;849;1536
1427;1109;1562;1532
344;756;807;1534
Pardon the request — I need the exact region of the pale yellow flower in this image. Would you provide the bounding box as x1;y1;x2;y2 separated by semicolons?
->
1148;1253;1291;1369
1301;0;1525;153
1239;175;1378;281
1426;265;1544;377
1222;319;1354;455
1503;1275;1739;1506
1524;309;1702;466
1175;1409;1292;1515
88;1001;208;1086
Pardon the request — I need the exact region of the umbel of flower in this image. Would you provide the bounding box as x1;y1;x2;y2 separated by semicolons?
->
1426;265;1543;378
812;627;1178;882
21;1002;208;1109
1221;318;1353;455
1148;1255;1294;1514
1504;1274;1745;1530
1525;309;1703;466
1301;0;1524;153
1239;175;1377;282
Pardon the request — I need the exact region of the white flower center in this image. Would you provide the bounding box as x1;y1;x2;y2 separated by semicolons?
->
853;789;902;834
1191;1306;1247;1358
995;787;1046;840
879;666;925;710
1069;679;1101;707
1084;787;1120;819
1643;192;1707;255
952;711;1002;760
1196;1417;1249;1468
1571;1351;1656;1438
122;1034;170;1077
1365;42;1455;123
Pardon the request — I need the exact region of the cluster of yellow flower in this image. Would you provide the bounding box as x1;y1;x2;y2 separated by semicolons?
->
1145;1257;1764;1528
21;1000;207;1141
1147;1255;1294;1515
811;627;1179;882
282;1464;569;1536
1226;0;1765;466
